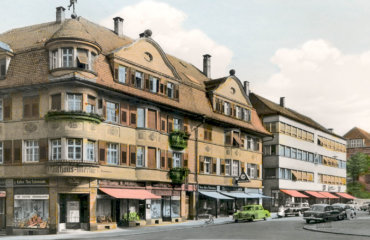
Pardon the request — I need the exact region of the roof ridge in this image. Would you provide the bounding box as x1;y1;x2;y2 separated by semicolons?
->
0;21;56;36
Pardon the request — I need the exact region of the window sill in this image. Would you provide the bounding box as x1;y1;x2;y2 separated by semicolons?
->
50;67;97;76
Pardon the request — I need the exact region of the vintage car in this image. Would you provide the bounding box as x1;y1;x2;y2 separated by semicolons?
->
303;204;342;223
360;202;370;211
233;205;270;222
284;202;310;216
331;205;346;220
332;203;356;219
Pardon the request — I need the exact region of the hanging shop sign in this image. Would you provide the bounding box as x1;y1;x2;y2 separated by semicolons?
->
14;194;49;200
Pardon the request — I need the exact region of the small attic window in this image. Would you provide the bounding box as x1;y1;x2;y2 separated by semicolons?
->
144;52;153;62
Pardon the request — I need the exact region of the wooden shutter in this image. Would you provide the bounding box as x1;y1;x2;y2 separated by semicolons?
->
114;67;119;81
102;99;107;119
160;149;166;169
4;140;12;164
32;97;39;118
221;159;225;175
130;69;136;85
257;164;260;178
160;114;167;133
51;94;61;110
183;153;188;168
13;140;22;164
120;102;129;126
39;139;48;162
183;118;189;133
144;74;150;90
148;109;157;130
130;145;136;166
148;147;156;169
164;81;168;96
160;82;164;94
199;156;204;173
167;116;173;133
23;100;31;118
125;67;131;84
129;105;137;128
98;141;107;165
212;158;217;174
174;84;179;100
167;151;173;169
225;131;232;145
3;97;11;120
120;144;127;165
156;79;160;93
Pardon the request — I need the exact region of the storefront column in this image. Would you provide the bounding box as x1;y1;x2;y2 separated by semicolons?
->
89;184;98;231
180;190;186;221
49;186;58;234
188;192;196;220
5;179;13;235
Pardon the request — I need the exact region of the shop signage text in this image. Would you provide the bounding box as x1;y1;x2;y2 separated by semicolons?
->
199;185;217;191
14;179;48;185
47;166;98;175
14;194;49;200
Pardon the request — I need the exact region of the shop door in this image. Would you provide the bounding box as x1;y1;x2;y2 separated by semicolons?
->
162;197;171;221
0;198;5;230
66;200;80;229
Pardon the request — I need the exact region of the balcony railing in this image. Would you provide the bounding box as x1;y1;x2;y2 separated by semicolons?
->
47;159;99;165
44;110;104;124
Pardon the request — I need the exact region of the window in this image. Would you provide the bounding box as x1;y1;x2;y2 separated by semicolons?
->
23;96;39;119
51;139;61;161
264;168;276;179
14;198;49;229
204;126;212;141
167;82;174;98
62;48;73;67
247;137;252;150
76;49;89;69
107;143;119;165
51;50;58;69
67;94;82;111
86;96;96;113
136;146;145;167
243;108;251;121
253;138;259;151
297;129;302;138
137;107;145;128
204;157;211;174
302;151;307;161
86;141;96;162
135;71;143;88
232;160;239;176
173;152;182;168
236;106;242;119
279;145;284;156
24;140;39;162
0;142;3;164
297;149;302;160
0;98;3;121
106;101;119;123
284;146;291;158
118;65;126;83
291;148;297;159
0;58;6;77
51;94;61;111
285;125;291;135
173;118;182;131
67;139;82;160
308;153;314;162
149;76;158;93
224;102;231;115
225;159;231;176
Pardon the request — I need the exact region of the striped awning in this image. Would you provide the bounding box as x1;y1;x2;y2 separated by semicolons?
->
336;192;356;199
304;191;327;198
199;191;233;200
280;189;309;198
319;192;339;199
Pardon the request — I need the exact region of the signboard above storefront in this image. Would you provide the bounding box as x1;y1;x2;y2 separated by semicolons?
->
14;179;48;186
14;194;49;200
199;185;217;191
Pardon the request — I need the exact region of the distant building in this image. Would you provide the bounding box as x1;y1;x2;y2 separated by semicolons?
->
250;94;349;211
343;127;370;192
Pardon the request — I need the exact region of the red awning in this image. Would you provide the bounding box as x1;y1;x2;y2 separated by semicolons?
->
280;189;309;198
99;188;161;200
336;192;356;199
319;192;339;199
304;191;327;198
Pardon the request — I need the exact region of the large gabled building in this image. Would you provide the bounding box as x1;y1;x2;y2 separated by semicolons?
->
0;6;270;235
250;94;348;211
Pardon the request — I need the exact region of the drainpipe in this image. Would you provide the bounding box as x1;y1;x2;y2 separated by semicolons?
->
194;115;206;220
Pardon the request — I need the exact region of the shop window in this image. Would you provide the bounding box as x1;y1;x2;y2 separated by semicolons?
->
149;76;158;93
106;101;119;123
225;159;231;176
62;48;73;68
136;146;145;167
151;200;161;219
0;142;3;164
51;94;61;111
86;140;96;162
24;140;39;162
173;117;182;131
67;93;82;111
167;82;174;98
96;199;112;223
67;139;82;160
14;197;49;229
135;71;143;88
232;160;239;176
86;95;96;113
118;65;126;83
51;139;61;161
137;107;145;128
172;152;182;168
204;157;211;174
107;143;119;165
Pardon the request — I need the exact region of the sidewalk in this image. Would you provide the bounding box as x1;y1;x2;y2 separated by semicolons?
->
303;215;370;237
0;217;234;240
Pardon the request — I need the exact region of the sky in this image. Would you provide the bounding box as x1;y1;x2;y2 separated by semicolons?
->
1;0;370;135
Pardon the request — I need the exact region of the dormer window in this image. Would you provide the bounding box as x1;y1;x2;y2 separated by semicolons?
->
135;71;143;88
0;59;6;78
49;47;98;72
167;82;174;98
62;48;73;68
51;50;58;69
224;101;231;115
77;48;88;70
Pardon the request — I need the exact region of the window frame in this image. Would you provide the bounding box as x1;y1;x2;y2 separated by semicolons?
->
51;139;62;161
106;101;119;123
24;140;39;163
107;143;119;165
62;47;73;68
86;140;96;162
67;138;82;161
67;93;82;112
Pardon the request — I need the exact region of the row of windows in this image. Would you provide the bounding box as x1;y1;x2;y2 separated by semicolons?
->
114;64;179;100
264;168;314;182
214;98;252;123
347;139;365;148
50;47;97;71
318;174;346;185
225;130;261;151
263;144;346;169
264;121;314;143
317;136;346;152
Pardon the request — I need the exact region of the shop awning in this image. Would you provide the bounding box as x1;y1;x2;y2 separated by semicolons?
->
199;191;232;200
280;189;309;198
318;192;339;199
246;193;272;199
99;188;161;200
219;191;251;199
304;191;327;198
336;192;356;199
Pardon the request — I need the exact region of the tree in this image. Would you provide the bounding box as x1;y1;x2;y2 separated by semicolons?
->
347;152;370;182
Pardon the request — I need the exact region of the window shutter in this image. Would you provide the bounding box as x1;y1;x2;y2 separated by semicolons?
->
114;67;119;81
13;140;22;164
167;151;173;169
125;67;131;84
131;69;136;85
102;99;107;119
164;81;168;96
167;116;173;133
174;84;179;100
160;114;167;133
129;105;137;128
32;101;39;118
183;153;188;168
23;102;31;118
51;94;61;110
148;147;156;169
221;159;225;175
130;145;136;166
99;141;107;165
39;139;48;162
121;144;127;165
120;102;129;126
183;118;189;133
160;83;164;94
156;79;160;93
257;164;260;178
160;149;166;169
144;74;150;90
199;156;204;173
212;158;217;174
3;97;12;120
4;140;12;164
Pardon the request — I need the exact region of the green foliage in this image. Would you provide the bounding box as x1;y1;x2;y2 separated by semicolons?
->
347;182;370;199
169;167;190;184
169;130;190;150
44;110;104;124
347;152;370;181
122;212;140;222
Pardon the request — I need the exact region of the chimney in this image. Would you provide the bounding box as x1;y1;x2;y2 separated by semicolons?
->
56;7;66;24
203;54;211;78
113;17;124;36
280;97;285;107
243;81;250;96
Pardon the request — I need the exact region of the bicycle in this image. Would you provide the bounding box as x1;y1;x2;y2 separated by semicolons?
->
204;213;215;224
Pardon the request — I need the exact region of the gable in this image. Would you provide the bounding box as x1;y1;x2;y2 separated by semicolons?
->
214;77;251;107
112;38;178;79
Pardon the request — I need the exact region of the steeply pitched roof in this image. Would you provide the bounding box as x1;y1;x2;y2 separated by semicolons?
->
343;127;370;146
250;93;344;139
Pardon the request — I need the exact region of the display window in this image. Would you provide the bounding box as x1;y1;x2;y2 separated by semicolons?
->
150;200;161;219
96;199;112;223
14;196;49;229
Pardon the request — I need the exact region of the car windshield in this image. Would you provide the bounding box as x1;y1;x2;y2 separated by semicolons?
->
311;205;325;211
244;206;254;211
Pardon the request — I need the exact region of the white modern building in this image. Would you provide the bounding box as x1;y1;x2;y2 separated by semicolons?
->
250;94;347;211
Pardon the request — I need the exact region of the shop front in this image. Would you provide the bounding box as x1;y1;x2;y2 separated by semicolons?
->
58;194;89;231
198;185;233;218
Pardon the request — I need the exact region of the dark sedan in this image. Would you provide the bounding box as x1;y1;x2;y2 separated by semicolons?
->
303;204;341;223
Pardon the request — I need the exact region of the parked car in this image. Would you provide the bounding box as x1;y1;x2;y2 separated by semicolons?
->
360;202;370;211
233;205;270;222
284;202;310;216
303;204;342;223
331;205;346;220
332;203;356;219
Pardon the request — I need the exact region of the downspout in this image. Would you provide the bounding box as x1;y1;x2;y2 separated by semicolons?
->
194;115;206;220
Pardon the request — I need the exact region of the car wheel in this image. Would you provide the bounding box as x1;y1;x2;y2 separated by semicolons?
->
306;219;310;224
251;215;255;222
323;217;328;222
235;219;238;223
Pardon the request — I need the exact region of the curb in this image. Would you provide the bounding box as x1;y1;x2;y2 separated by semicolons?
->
303;225;370;237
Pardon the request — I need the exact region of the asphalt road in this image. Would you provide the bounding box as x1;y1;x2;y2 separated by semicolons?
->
69;216;370;240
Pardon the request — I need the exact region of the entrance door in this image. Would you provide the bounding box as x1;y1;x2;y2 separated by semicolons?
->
0;198;5;230
59;194;89;230
162;197;171;221
67;201;80;228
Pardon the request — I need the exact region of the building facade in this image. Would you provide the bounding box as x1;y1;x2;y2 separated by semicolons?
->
250;94;347;211
0;7;269;235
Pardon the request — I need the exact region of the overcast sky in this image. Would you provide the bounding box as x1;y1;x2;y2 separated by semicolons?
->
1;0;370;135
